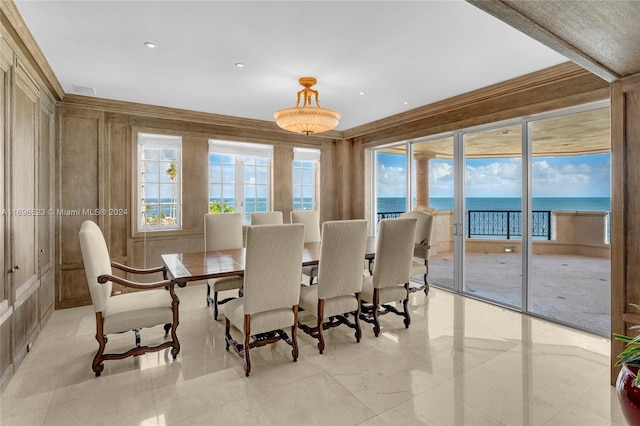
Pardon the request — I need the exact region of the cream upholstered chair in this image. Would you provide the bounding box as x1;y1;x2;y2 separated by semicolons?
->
298;220;367;353
290;210;321;285
79;220;180;376
225;223;305;376
400;210;434;295
250;211;283;225
204;213;245;320
360;217;417;337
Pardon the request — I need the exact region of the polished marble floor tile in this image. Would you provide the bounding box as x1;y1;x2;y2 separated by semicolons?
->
0;284;625;426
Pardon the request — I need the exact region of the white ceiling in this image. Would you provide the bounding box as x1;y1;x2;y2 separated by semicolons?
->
14;0;569;131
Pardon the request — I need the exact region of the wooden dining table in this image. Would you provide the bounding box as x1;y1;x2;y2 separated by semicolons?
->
161;237;379;286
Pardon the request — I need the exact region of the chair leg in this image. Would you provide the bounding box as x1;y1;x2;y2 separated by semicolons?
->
372;289;381;337
291;306;299;362
92;313;106;376
169;289;181;359
403;283;411;328
354;294;362;343
424;259;430;295
243;315;252;377
213;290;219;320
206;282;212;306
317;300;325;354
224;318;231;350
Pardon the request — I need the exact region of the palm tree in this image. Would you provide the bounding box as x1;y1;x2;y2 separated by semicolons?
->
166;161;177;222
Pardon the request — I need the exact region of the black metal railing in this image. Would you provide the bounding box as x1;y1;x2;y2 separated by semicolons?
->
467;210;551;240
376;211;403;220
376;210;552;240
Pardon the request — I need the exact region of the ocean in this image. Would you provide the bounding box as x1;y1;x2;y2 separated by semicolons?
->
377;197;611;213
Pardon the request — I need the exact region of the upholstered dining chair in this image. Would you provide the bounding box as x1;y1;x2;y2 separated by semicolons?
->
298;220;367;353
360;217;417;337
204;213;245;320
400;210;434;295
249;211;283;225
225;223;305;376
79;220;180;376
290;210;321;285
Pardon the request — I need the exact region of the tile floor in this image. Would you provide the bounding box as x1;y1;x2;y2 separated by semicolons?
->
0;283;626;425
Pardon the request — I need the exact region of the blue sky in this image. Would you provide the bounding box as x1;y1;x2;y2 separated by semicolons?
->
377;152;611;198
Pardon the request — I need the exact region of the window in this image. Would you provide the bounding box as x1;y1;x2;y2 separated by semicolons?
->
209;140;273;222
293;148;320;211
138;133;182;231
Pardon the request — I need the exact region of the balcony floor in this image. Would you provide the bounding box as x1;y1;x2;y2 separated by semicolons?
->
426;251;611;336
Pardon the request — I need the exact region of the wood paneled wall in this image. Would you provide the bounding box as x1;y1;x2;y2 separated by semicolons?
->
0;8;57;391
611;73;640;383
55;104;341;307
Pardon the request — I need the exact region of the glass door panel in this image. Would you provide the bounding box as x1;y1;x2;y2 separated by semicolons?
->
412;136;454;290
529;107;611;335
375;148;408;224
464;125;523;308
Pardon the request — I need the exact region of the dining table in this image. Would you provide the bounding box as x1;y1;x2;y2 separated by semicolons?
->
161;237;380;286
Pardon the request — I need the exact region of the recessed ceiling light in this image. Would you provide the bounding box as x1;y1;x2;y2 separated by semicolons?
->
403;101;409;105
235;63;245;68
144;41;157;48
359;91;366;95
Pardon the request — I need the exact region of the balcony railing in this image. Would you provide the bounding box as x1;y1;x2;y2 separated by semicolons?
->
467;210;551;240
376;210;552;240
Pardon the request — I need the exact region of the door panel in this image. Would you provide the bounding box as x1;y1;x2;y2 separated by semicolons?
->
11;69;39;294
463;125;522;308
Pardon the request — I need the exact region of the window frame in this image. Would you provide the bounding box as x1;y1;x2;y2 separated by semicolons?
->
292;147;321;211
208;140;273;222
137;132;182;232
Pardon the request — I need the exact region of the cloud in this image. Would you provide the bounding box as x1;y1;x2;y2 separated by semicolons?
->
378;154;611;199
377;163;406;197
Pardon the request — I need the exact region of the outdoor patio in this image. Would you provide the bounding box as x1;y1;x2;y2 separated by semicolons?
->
426;251;611;336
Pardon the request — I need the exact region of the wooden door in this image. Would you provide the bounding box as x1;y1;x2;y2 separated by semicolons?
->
10;63;39;357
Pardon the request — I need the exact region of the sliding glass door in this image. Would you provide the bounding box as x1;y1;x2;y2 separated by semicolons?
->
463;124;523;308
528;107;611;335
411;135;455;291
371;102;611;336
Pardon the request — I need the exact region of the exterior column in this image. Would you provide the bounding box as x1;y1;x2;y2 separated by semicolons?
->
414;154;434;212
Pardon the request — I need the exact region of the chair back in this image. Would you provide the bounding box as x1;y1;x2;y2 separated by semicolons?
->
204;213;243;251
373;217;417;289
317;220;367;299
79;220;113;313
400;210;433;260
290;210;321;243
243;224;304;314
250;211;283;225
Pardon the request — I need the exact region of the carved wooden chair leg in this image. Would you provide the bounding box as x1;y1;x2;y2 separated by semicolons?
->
403;283;411;328
206;283;213;306
317;300;325;354
423;260;430;295
291;326;299;361
224;318;231;350
213;291;219;320
373;289;381;337
243;315;252;377
354;295;362;342
93;314;106;376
